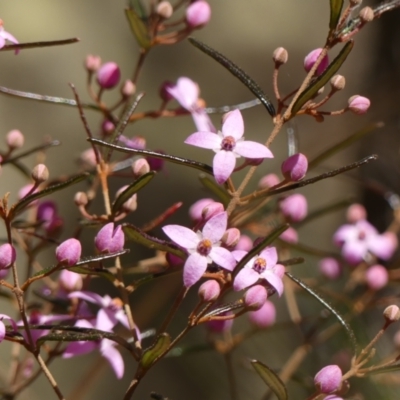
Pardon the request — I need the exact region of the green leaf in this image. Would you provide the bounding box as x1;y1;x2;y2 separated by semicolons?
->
291;41;354;116
125;8;151;50
286;272;358;354
251;360;288;400
112;172;155;215
367;363;400;376
128;0;147;19
11;173;88;217
123;223;186;259
199;174;231;206
2;38;79;52
329;0;344;30
189;37;275;117
141;333;171;369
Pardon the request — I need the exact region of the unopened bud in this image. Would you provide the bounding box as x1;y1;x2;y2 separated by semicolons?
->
6;129;24;149
132;158;150;177
319;257;341;280
189;198;215;222
0;244;16;269
55;238;82;266
365;264;388;291
348;95;370;114
281;153;308;182
279;227;298;244
97;62;121;89
74;192;88;207
248;300;276;328
304;48;329;76
272;47;288;65
202;202;224;221
243;285;267;311
258;173;280;190
221;228;241;249
198;280;220;302
383;305;400;322
85;55;101;72
31;164;49;184
115;186;138;213
359;6;374;22
95;223;125;253
330;75;346;91
159;81;174;102
59;269;83;292
280;194;308;222
156;1;173;19
121;80;136;97
314;365;342;394
185;1;211;28
101;120;115;136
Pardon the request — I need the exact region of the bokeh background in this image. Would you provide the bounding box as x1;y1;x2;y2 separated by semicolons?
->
0;1;399;399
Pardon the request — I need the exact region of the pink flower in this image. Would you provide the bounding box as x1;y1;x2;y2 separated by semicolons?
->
232;247;285;295
279;194;308;222
185;1;211;28
248;300;276;328
185;109;273;184
167;77;215;132
365;264;388;290
96;62;121;89
304;48;329;76
348;95;370;114
162;212;236;287
314;364;342;394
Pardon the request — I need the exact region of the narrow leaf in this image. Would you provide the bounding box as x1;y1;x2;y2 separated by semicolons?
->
3;140;61;165
199;174;231;205
329;0;344;30
189;37;276;117
125;8;152;50
11;173;88;217
291;41;354;115
2;38;79;52
112;172;155;215
367;363;400;376
251;360;288;400
286;272;358;354
141;333;171;369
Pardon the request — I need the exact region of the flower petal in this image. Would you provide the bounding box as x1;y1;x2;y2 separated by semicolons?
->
96;308;116;332
100;339;124;379
185;131;221;149
183;252;208;287
210;247;236;271
260;247;278;266
191;110;217;133
63;340;97;358
213;150;236;184
167;77;198;110
221;109;244;140
203;212;227;242
68;291;104;306
235;141;273;159
162;225;199;249
233;268;259;291
342;241;367;265
262;271;284;296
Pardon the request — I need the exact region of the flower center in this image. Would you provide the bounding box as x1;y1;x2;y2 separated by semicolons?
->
221;135;236;151
253;257;267;273
197;238;212;256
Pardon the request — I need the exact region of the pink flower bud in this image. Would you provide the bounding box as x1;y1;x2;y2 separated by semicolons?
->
166;252;184;268
0;244;16;269
346;203;366;223
6;129;24;149
31;164;49;184
314;365;342;394
74;192;88;206
121;80;136;97
244;285;267;310
96;62;121;89
281;153;308;182
119;135;146;150
159;81;174;102
79;148;97;169
365;264;388;290
202;203;224;221
248;300;276;328
206;311;233;333
279;194;308;222
132;158;150;177
330;75;346;91
258;173;280;190
146;151;165;171
37;201;63;233
55;238;82;266
102;120;115;135
234;235;253;251
221;228;241;249
156;1;173;19
383;305;400;322
198;280;220;302
348;95;370;114
18;184;37;201
185;1;211;28
85;55;101;72
304;48;329;76
272;47;288;65
95;223;125;253
59;270;83;292
359;6;374;22
189;198;215;222
115;186;138;213
279;227;298;244
319;257;341;280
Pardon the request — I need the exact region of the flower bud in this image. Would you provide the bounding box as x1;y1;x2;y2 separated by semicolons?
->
365;264;388;290
115;186;138;213
96;62;121;89
185;1;211;28
206;311;233;333
85;54;101;72
319;257;341;280
6;129;24;149
159;81;174;102
359;6;374;22
314;365;342;394
0;244;16;269
55;238;82;266
156;1;173;19
146;151;165;171
119;135;146;150
348;95;370;114
31;164;49;184
304;48;329;76
281;153;308;182
346;203;366;223
79;148;97;169
37;201;63;233
234;235;253;251
272;47;288;65
258;173;280;190
102;120;115;135
243;285;267;311
279;227;298;244
202;202;224;221
189;198;215;222
198;280;220;302
95;223;125;253
330;75;346;91
59;269;83;292
248;300;276;328
18;184;37;201
383;305;400;322
74;192;88;207
132;158;150;177
221;228;240;249
279;194;308;222
121;79;135;97
166;252;184;268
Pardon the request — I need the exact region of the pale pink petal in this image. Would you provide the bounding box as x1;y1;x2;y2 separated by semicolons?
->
333;225;357;246
100;339;124;379
221;109;244;140
209;247;236;271
162;225;199;249
260;247;278;266
68;291;104;306
63;340;97;358
342;241;367;265
167;77;199;109
1;32;18;45
368;233;397;260
185;131;221;149
0;314;17;331
191;110;217;133
203;212;227;242
183;253;208;287
96;308;115;332
213;150;236;184
115;310;130;330
262;271;284;296
235;141;273;159
231;250;248;262
233;268;259;291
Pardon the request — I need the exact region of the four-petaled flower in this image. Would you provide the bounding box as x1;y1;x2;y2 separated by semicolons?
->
232;246;285;295
163;212;236;288
185;109;273;184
